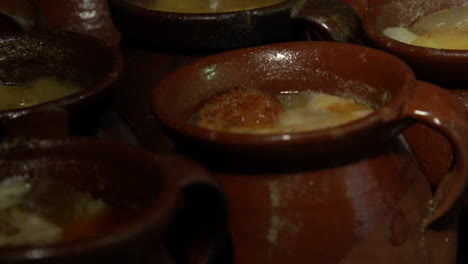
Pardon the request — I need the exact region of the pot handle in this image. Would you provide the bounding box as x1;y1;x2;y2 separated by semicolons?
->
403;81;468;229
161;155;230;264
30;0;121;47
292;0;364;44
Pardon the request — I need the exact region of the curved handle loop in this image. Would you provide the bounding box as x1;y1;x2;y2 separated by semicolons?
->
292;0;364;44
161;155;230;264
404;81;468;229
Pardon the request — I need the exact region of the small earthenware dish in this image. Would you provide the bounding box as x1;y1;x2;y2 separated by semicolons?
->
363;0;468;86
108;0;363;51
151;41;468;264
0;137;228;264
0;30;123;138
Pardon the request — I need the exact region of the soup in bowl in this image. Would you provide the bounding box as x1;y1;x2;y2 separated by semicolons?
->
152;41;468;263
192;87;375;134
129;0;287;13
152;41;416;166
363;0;468;86
382;5;468;50
109;0;363;51
0;30;122;137
0;137;228;264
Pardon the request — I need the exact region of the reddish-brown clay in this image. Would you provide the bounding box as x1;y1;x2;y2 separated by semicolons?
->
30;0;121;47
152;41;468;264
402;122;453;189
0;30;122;138
108;0;363;51
0;137;228;264
362;0;468;212
363;0;468;86
340;0;369;17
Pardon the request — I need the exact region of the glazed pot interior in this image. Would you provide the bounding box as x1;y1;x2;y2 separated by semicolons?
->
155;42;411;122
0;30;118;88
0;138;176;261
121;0;289;13
109;0;301;51
368;0;466;30
153;41;414;156
363;0;468;85
0;30;122;136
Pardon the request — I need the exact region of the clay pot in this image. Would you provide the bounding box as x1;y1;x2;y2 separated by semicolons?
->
0;30;122;138
0;137;228;264
108;0;363;51
152;41;468;264
362;0;468;197
363;0;468;87
30;0;121;47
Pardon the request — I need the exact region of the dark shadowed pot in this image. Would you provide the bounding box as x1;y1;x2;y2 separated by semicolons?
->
0;137;228;264
0;30;123;138
30;0;121;47
341;0;369;17
152;41;468;264
0;0;42;32
108;0;363;51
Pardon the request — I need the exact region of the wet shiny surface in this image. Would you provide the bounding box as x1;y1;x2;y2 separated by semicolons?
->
31;0;121;47
2;0;468;263
149;41;468;263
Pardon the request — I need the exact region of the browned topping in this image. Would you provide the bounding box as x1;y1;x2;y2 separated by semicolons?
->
196;87;284;131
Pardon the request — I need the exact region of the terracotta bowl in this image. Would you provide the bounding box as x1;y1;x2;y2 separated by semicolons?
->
151;41;468;263
363;0;468;86
151;41;416;169
108;0;363;51
151;41;467;168
0;137;228;264
0;30;123;138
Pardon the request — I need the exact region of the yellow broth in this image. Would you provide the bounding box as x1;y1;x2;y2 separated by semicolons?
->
194;90;374;134
383;5;468;50
132;0;286;13
0;77;82;111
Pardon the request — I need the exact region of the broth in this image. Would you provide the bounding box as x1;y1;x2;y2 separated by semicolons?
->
131;0;286;13
0;77;82;111
0;175;124;246
194;88;374;134
383;5;468;49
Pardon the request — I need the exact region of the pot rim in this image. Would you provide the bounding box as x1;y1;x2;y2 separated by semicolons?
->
109;0;298;17
363;2;468;61
152;41;416;152
0;30;123;119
